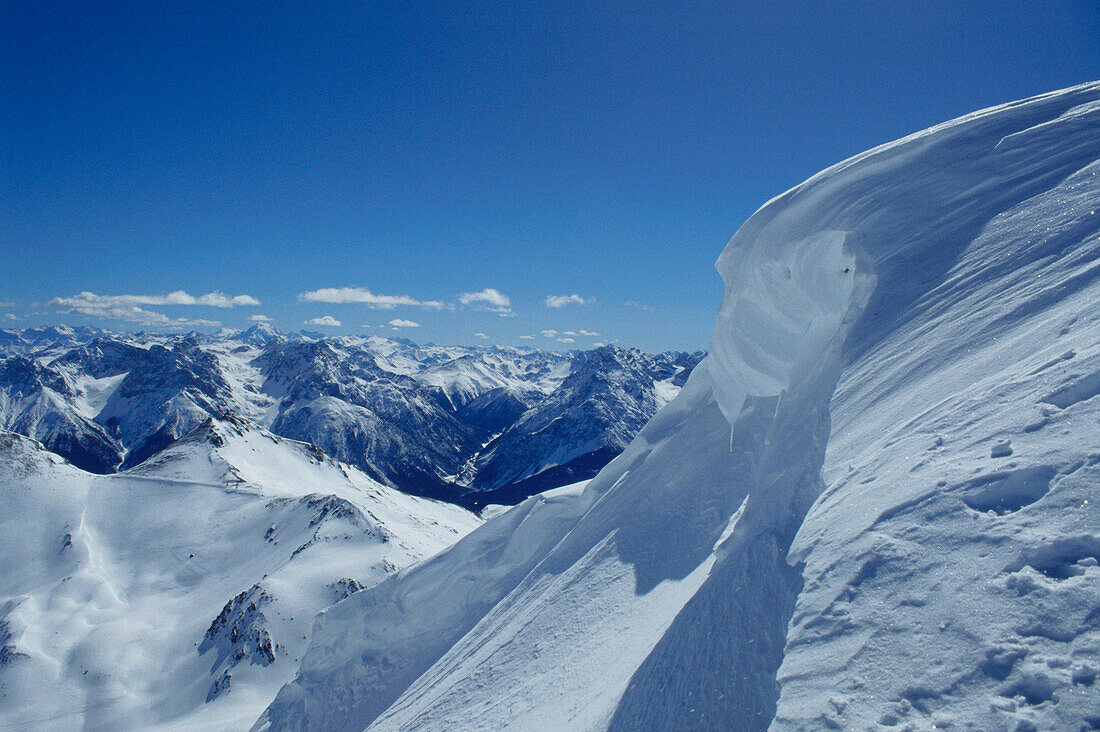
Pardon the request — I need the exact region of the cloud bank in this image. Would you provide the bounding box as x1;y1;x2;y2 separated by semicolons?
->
50;290;259;309
45;289;264;329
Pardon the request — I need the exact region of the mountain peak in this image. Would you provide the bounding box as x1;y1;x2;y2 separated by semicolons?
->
239;322;283;346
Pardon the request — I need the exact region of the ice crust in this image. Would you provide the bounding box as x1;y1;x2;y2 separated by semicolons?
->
259;83;1100;730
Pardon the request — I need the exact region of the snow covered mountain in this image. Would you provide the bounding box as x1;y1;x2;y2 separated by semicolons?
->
0;325;108;356
0;334;240;473
464;346;700;507
0;418;480;729
0;330;698;505
258;83;1100;730
0;354;121;472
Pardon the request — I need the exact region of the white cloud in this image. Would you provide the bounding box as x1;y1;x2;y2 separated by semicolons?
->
624;300;652;311
306;315;341;327
593;341;606;347
126;307;218;328
248;314;272;322
474;332;489;339
298;287;446;310
196;292;260;307
45;290;256;328
388;318;420;328
48;296;220;329
562;330;578;336
545;294;590;308
518;335;535;340
540;329;558;338
0;300;14;307
557;337;575;344
4;313;18;321
578;329;598;336
459;288;511;314
49;290;259;310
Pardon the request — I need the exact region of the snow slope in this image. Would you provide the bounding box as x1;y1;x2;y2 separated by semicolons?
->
0;420;479;730
258;82;1100;730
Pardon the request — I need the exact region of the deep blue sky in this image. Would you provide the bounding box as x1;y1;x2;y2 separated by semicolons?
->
3;1;1098;351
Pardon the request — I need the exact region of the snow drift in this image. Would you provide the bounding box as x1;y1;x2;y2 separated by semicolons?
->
258;82;1100;730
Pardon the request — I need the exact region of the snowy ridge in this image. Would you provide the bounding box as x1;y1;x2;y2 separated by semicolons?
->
258;83;1100;730
0;420;480;730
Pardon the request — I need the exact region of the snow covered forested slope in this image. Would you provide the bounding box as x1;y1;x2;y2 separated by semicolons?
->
0;420;480;730
259;83;1100;730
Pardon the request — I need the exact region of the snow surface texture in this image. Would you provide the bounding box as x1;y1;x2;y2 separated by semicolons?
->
0;420;480;730
258;83;1100;731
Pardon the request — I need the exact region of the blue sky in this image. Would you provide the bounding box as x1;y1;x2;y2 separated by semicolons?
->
3;1;1098;351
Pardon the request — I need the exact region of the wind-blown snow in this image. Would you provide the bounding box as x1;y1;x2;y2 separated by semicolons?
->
258;82;1100;731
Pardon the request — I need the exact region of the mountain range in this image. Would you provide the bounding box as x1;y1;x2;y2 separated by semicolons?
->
0;325;702;508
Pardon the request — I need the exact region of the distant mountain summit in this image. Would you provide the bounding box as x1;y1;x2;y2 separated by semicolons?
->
238;322;283;346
